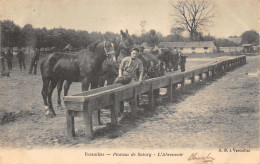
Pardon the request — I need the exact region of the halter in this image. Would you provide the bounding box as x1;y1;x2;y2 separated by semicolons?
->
103;41;115;57
119;35;128;50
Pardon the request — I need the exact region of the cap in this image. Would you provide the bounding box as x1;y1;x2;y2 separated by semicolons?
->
131;47;140;53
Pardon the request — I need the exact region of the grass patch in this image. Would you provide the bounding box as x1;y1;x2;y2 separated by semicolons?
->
0;109;36;125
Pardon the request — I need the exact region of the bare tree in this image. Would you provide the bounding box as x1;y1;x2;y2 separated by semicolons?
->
170;0;214;41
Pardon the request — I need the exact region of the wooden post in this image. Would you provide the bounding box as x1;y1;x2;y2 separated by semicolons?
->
190;73;195;86
66;110;75;139
206;71;210;80
172;83;177;96
111;93;119;125
212;68;215;79
199;73;203;81
130;86;139;114
92;110;100;126
83;101;93;140
149;83;154;110
181;77;185;92
167;78;173;101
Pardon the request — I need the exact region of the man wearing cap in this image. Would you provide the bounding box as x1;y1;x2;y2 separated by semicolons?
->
114;47;144;84
114;48;144;115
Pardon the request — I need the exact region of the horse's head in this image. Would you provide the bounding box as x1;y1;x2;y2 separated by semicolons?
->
88;40;116;64
158;49;174;70
119;29;135;53
103;40;117;64
114;29;135;65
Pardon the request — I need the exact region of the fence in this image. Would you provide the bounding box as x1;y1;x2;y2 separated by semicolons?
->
64;55;246;139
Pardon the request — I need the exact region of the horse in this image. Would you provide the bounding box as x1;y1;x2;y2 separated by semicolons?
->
54;29;134;116
155;48;181;72
40;40;116;117
98;29;135;87
138;51;164;79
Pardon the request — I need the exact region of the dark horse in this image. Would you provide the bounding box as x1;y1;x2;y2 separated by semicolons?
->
154;48;181;72
98;29;135;87
54;30;134;114
40;40;116;117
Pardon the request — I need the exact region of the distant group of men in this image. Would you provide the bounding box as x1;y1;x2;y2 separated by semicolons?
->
0;48;40;77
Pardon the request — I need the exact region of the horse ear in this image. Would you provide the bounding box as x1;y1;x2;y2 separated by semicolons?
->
120;30;124;36
126;29;128;34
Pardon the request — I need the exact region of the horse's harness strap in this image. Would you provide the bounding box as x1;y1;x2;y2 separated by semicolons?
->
104;41;108;56
120;35;128;49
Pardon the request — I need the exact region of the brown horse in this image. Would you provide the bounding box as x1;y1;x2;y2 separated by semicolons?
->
40;40;116;117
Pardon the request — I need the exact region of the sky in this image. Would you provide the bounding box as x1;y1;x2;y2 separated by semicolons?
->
0;0;259;38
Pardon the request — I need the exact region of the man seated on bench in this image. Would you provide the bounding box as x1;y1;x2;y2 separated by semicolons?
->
114;47;144;115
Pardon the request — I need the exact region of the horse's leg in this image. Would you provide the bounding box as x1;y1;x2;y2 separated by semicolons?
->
107;77;116;85
82;77;90;91
41;78;50;113
98;76;106;87
46;79;58;118
57;80;64;111
64;81;72;96
91;78;102;125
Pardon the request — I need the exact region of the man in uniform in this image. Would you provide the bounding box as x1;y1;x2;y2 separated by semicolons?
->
178;51;187;72
29;50;40;75
6;48;13;70
17;48;26;70
0;50;10;77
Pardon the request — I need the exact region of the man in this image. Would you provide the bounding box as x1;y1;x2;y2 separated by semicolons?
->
17;48;26;70
178;51;187;72
6;48;13;70
0;50;10;77
114;48;144;84
114;48;144;115
29;50;40;75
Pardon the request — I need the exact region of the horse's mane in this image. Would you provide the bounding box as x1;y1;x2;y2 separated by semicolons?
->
87;41;102;52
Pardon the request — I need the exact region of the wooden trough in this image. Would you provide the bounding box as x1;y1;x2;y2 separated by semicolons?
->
64;55;246;139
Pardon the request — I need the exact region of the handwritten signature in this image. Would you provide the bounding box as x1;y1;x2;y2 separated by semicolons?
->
188;153;215;163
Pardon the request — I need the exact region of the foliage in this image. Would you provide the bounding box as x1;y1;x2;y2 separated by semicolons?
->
241;30;259;45
0;19;119;52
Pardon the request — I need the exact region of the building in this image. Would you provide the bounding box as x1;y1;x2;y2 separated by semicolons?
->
140;42;154;52
219;47;243;53
241;44;253;52
158;41;216;54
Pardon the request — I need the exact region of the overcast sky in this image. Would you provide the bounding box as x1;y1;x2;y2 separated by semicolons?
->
0;0;259;38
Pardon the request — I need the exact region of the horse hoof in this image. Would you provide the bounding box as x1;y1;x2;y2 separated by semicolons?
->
57;105;64;111
45;110;56;118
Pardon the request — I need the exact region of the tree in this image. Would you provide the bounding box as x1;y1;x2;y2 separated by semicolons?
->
170;0;214;41
241;30;259;45
146;29;159;47
22;24;36;52
170;27;184;36
214;38;239;47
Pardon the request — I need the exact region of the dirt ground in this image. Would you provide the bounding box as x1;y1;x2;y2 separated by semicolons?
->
0;53;258;149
